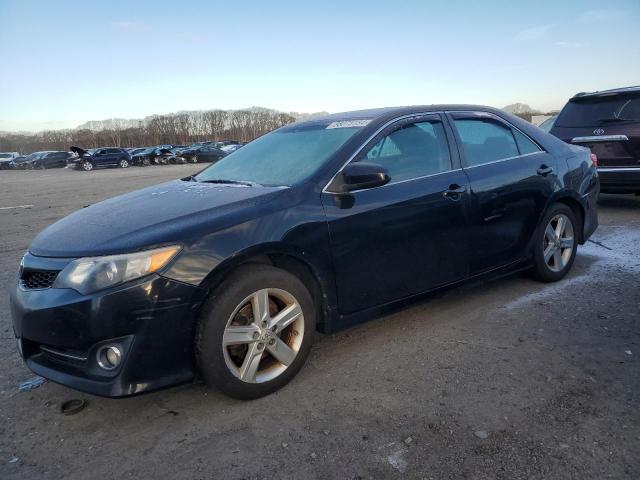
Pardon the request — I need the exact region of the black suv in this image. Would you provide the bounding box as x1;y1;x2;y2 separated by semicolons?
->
550;86;640;194
23;151;75;169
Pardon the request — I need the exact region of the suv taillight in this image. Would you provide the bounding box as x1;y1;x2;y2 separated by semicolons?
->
590;153;598;168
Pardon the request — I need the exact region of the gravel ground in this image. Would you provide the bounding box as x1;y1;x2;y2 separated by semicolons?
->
0;167;638;480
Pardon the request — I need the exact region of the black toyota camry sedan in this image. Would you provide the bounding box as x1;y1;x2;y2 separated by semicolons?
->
10;106;599;399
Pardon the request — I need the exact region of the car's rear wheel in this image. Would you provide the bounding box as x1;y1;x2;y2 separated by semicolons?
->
195;264;315;399
531;203;578;282
119;159;129;168
82;161;93;171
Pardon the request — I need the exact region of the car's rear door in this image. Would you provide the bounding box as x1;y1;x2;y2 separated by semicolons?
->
106;148;122;165
321;113;470;315
447;111;556;274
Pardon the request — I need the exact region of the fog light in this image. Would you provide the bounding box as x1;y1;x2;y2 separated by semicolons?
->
96;345;122;370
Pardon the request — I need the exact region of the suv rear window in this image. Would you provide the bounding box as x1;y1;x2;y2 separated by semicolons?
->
555;94;640;127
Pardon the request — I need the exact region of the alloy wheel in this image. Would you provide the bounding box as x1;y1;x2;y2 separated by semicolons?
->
82;161;93;171
222;288;304;383
543;213;574;272
120;159;129;168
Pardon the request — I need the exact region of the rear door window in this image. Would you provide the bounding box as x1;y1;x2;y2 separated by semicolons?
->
556;94;640;127
453;119;519;167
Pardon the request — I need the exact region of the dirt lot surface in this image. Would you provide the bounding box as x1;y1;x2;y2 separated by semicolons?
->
1;166;638;479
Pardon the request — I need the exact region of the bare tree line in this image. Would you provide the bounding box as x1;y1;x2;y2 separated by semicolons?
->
0;108;296;154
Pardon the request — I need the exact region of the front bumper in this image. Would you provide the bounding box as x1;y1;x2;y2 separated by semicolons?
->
10;263;206;397
598;167;640;193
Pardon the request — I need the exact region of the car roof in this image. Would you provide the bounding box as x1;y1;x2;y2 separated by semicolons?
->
571;85;640;99
286;105;510;130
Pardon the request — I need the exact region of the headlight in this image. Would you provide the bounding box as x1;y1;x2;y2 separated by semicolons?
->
53;245;181;295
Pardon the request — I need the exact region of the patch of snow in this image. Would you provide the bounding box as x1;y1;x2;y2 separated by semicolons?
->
504;226;640;310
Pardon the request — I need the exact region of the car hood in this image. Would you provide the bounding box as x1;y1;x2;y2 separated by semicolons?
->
29;179;289;258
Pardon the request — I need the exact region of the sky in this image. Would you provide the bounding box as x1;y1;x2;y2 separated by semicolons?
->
1;0;639;132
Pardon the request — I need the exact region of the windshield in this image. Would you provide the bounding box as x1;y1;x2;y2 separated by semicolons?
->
556;94;640;127
194;121;364;186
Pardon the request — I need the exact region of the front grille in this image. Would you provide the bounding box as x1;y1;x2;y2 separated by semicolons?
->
21;269;59;289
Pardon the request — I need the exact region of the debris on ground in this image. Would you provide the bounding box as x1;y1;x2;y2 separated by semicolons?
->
18;376;46;392
9;457;19;464
474;430;489;439
60;399;86;415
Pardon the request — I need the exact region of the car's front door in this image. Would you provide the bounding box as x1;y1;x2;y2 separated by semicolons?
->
447;111;557;274
93;149;111;165
321;114;470;315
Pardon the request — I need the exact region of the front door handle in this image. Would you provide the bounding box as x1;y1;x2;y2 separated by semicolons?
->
442;184;466;201
537;164;553;176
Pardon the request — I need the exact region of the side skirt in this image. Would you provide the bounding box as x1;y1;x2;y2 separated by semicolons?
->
320;258;532;334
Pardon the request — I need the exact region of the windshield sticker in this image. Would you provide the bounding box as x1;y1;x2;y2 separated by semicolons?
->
326;120;371;129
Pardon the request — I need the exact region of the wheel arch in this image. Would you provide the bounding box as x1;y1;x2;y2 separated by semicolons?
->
552;193;586;244
198;244;337;333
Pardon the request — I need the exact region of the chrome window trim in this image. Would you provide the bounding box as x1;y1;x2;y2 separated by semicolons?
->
571;135;629;143
461;151;542;170
322;111;450;194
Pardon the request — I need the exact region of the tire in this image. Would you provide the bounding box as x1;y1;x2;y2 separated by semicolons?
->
195;264;315;400
119;159;129;168
531;203;578;282
82;161;93;171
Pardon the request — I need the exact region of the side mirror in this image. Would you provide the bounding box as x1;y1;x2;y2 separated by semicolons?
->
337;162;390;193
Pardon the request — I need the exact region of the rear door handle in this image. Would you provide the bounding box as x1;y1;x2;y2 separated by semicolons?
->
442;184;466;201
537;165;553;176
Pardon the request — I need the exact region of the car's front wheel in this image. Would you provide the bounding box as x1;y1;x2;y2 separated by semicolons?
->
195;264;315;399
81;160;93;171
119;159;129;168
531;203;578;282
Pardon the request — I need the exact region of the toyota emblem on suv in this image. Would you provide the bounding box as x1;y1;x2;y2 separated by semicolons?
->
594;128;605;135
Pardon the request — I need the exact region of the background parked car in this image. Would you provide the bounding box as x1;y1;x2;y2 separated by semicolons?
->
550;86;640;194
538;115;557;133
173;145;208;162
12;151;73;169
70;146;132;171
5;155;27;169
29;151;75;169
0;152;20;169
130;147;155;166
220;144;243;154
194;145;227;163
